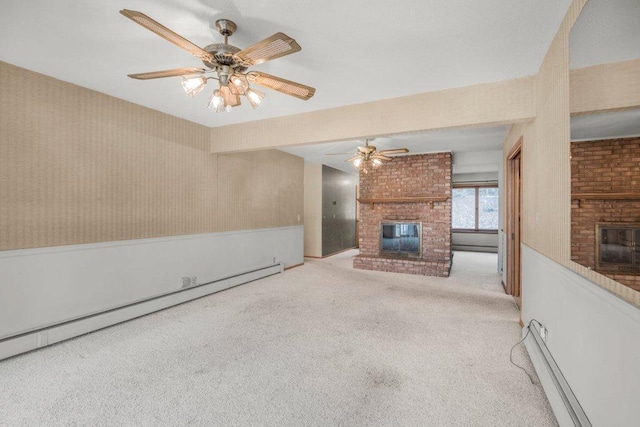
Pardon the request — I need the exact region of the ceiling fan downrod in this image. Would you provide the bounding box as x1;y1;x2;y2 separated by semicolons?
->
215;19;237;45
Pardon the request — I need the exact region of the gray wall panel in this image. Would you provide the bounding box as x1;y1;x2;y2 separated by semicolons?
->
321;166;357;256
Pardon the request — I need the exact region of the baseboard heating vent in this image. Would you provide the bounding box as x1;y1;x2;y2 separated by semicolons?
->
0;263;283;361
529;324;592;427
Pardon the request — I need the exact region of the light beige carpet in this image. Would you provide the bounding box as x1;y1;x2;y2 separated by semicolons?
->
0;250;556;426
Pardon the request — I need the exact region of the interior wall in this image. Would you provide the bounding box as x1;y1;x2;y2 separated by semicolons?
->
0;226;303;341
321;166;357;256
0;62;214;250
304;163;322;257
506;0;640;423
216;150;303;232
522;245;640;426
0;62;304;345
0;62;303;251
523;1;574;262
451;233;497;253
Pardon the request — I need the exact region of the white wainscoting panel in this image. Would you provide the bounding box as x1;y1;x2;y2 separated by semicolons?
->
0;226;303;359
521;244;640;426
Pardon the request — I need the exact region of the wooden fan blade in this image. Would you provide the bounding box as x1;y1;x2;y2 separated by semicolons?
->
345;155;361;163
378;148;409;155
371;154;393;161
120;10;213;62
325;152;355;156
127;67;206;80
247;72;315;100
220;85;241;107
234;32;301;66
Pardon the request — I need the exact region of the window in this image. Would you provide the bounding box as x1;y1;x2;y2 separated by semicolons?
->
452;186;498;231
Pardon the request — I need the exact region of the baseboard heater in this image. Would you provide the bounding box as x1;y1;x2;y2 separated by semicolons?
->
528;324;592;427
0;263;283;361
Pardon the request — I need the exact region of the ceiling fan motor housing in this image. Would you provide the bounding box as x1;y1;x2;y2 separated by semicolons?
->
202;19;248;74
202;44;248;75
358;145;376;154
215;19;237;37
202;19;247;72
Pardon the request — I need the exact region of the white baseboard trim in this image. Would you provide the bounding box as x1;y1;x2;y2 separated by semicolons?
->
524;324;591;427
0;263;282;361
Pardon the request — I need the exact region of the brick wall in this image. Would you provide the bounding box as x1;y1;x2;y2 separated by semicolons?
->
571;137;640;291
353;152;452;276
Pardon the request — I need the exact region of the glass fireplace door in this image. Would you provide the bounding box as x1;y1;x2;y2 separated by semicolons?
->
596;224;640;270
380;222;421;257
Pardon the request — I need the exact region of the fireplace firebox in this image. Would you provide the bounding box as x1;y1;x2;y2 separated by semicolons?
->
380;221;422;258
596;223;640;272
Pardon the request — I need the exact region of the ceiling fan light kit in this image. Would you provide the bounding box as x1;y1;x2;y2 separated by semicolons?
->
207;89;226;113
327;139;410;174
180;75;207;97
120;10;315;113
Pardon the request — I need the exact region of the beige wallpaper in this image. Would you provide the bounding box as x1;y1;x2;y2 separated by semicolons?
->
522;0;577;262
210;76;535;153
570;58;640;115
505;1;581;260
216;150;303;232
0;62;303;251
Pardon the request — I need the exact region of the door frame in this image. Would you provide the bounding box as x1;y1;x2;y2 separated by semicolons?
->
506;138;523;308
355;185;360;248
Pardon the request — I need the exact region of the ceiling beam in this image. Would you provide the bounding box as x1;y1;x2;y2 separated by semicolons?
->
570;58;640;115
210;76;535;153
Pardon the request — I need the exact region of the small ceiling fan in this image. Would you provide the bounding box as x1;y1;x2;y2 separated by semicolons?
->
120;9;315;112
326;139;409;173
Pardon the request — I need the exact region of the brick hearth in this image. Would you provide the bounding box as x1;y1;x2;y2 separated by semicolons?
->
354;152;452;276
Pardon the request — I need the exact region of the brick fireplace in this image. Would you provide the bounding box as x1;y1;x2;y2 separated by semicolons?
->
571;137;640;291
353;152;452;276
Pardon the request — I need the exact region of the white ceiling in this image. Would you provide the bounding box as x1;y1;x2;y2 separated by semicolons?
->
0;0;572;128
281;0;640;176
569;1;640;143
280;126;508;176
569;0;640;69
2;0;638;178
571;108;640;142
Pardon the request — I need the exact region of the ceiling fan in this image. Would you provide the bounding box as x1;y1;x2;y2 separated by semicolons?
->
119;9;315;112
326;139;409;173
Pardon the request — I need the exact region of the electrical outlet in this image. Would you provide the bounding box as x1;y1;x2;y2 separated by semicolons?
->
181;277;191;288
181;276;197;288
